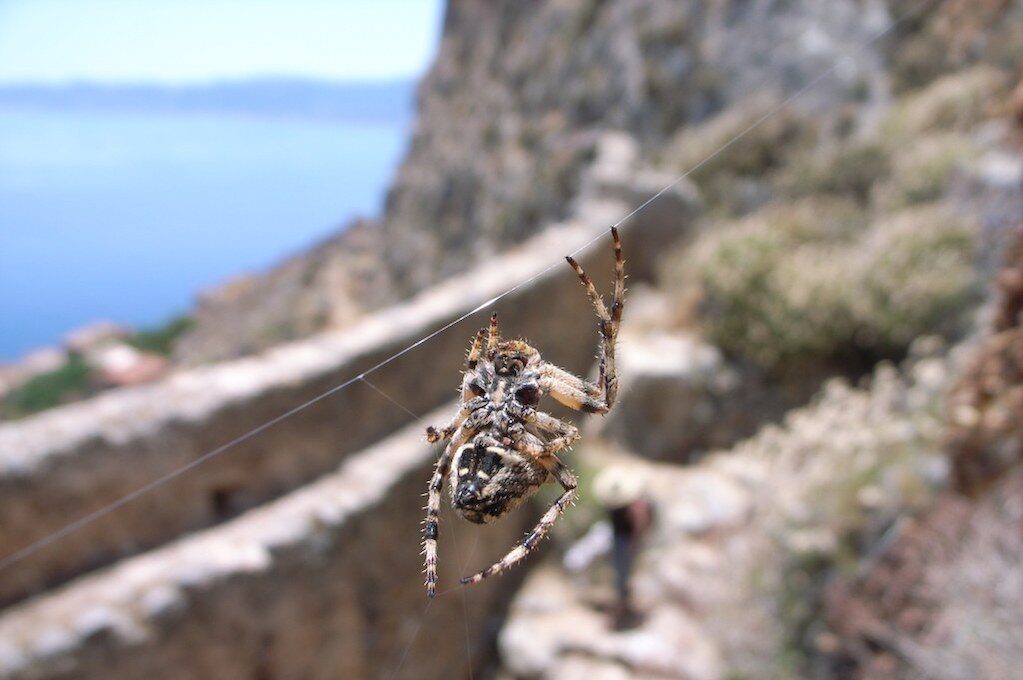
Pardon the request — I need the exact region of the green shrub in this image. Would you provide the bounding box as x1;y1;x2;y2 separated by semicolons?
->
662;98;814;176
659;96;817;213
881;66;1008;139
777;140;891;204
888;20;956;93
126;315;193;356
662;202;980;375
858;208;981;354
871;133;977;210
889;13;1023;93
4;354;93;418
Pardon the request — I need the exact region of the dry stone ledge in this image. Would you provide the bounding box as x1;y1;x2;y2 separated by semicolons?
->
593;329;792;462
0;404;531;680
0;187;695;606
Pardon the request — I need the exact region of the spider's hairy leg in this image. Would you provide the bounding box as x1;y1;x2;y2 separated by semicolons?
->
562;227;625;412
605;226;625;407
487;312;500;353
424;405;493;595
610;225;625;329
517;405;580;455
423;447;452;598
466;327;487;369
425;396;486;443
424;426;475;598
426;323;491;442
461;454;577;587
539;363;608;414
545;363;600;396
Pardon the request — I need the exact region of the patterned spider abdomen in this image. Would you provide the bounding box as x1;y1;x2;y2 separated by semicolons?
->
449;439;547;524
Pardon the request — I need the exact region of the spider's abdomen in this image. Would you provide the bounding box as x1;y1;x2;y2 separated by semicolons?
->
449;439;547;524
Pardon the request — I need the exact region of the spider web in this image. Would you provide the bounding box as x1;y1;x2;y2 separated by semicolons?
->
0;2;934;676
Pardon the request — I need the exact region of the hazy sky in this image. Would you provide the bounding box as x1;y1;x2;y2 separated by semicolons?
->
0;0;445;84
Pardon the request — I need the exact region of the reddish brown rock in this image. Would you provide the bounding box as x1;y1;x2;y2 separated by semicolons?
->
948;225;1023;495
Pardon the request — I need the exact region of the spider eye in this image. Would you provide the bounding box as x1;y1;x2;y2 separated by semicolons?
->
496;356;522;376
468;380;485;397
515;385;540;406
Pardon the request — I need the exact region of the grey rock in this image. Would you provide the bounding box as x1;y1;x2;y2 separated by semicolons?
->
594;326;788;462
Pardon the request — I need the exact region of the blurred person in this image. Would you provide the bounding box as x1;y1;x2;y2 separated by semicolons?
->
564;466;653;630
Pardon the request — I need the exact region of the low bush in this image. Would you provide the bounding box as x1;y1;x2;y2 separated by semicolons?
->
3;354;93;418
662;202;980;375
126;315;193;356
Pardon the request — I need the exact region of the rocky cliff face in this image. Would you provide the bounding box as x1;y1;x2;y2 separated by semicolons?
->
377;0;891;295
176;0;899;365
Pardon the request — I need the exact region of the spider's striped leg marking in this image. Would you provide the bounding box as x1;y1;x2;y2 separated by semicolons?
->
560;227;625;413
461;455;577;586
424;406;493;596
423;440;455;598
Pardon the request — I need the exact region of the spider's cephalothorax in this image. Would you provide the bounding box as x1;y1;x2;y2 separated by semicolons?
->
422;228;625;597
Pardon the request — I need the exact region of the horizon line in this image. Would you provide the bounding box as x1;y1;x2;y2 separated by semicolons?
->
0;74;421;89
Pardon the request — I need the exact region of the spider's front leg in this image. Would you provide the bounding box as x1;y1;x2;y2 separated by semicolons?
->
561;226;625;413
539;364;608;414
461;440;578;587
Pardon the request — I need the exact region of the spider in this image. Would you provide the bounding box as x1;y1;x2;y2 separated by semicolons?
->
422;227;624;597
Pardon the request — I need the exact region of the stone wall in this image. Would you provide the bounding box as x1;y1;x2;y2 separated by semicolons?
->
0;406;530;680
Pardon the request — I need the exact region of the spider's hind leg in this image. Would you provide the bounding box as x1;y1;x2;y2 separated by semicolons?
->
460;454;577;587
423;442;455;598
424;408;492;597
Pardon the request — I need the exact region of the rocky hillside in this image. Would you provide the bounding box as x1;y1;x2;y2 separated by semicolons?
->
175;0;1020;365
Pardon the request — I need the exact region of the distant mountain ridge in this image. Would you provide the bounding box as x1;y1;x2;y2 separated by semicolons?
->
0;78;415;123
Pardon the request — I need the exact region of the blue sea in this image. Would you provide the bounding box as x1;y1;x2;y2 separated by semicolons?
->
0;106;410;360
